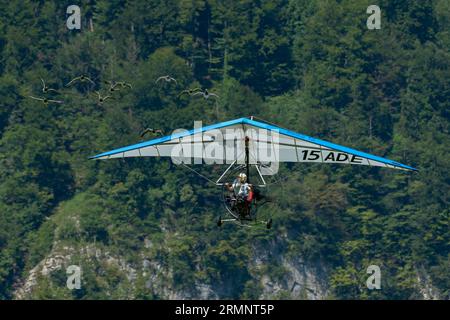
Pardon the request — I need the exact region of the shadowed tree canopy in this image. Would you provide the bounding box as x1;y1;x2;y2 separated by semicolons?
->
0;0;448;300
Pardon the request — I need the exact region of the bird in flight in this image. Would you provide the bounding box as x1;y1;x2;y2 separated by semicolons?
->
115;81;133;89
178;88;202;98
40;78;59;94
140;128;165;138
66;75;95;87
104;81;132;94
155;75;177;85
193;89;219;100
28;96;63;105
92;91;113;104
104;80;121;93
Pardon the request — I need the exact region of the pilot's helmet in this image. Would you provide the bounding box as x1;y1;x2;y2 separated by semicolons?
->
238;173;247;183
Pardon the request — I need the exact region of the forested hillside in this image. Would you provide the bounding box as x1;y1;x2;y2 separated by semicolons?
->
0;0;448;299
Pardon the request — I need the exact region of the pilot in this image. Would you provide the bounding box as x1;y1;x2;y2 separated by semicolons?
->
226;173;250;200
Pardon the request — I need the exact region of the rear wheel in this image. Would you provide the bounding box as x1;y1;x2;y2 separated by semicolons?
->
217;216;223;227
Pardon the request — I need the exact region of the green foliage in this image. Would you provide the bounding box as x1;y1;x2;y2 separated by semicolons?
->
0;0;448;300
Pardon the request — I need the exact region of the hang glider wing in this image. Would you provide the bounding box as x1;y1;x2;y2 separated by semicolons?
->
90;117;417;171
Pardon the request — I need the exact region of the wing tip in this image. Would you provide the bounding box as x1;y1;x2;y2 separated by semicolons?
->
89;154;102;160
397;163;418;172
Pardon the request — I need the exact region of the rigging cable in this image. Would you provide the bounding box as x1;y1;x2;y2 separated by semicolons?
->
180;162;218;186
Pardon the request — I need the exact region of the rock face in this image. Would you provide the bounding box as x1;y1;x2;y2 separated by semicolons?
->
14;240;441;300
13;244;138;299
15;254;68;299
259;257;329;299
250;239;329;300
416;266;441;300
14;237;330;300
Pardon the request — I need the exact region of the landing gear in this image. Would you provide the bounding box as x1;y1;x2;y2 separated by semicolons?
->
216;214;273;230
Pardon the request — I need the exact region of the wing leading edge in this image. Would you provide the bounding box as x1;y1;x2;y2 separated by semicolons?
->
90;117;417;171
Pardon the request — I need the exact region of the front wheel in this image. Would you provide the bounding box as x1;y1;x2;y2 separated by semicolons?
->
266;218;273;229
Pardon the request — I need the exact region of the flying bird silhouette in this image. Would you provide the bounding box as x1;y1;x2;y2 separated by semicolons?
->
92;91;113;104
155;75;177;85
40;78;59;94
28;96;63;105
140;128;165;138
192;89;219;100
104;80;120;93
115;81;132;89
104;80;132;92
178;88;202;98
66;75;95;87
